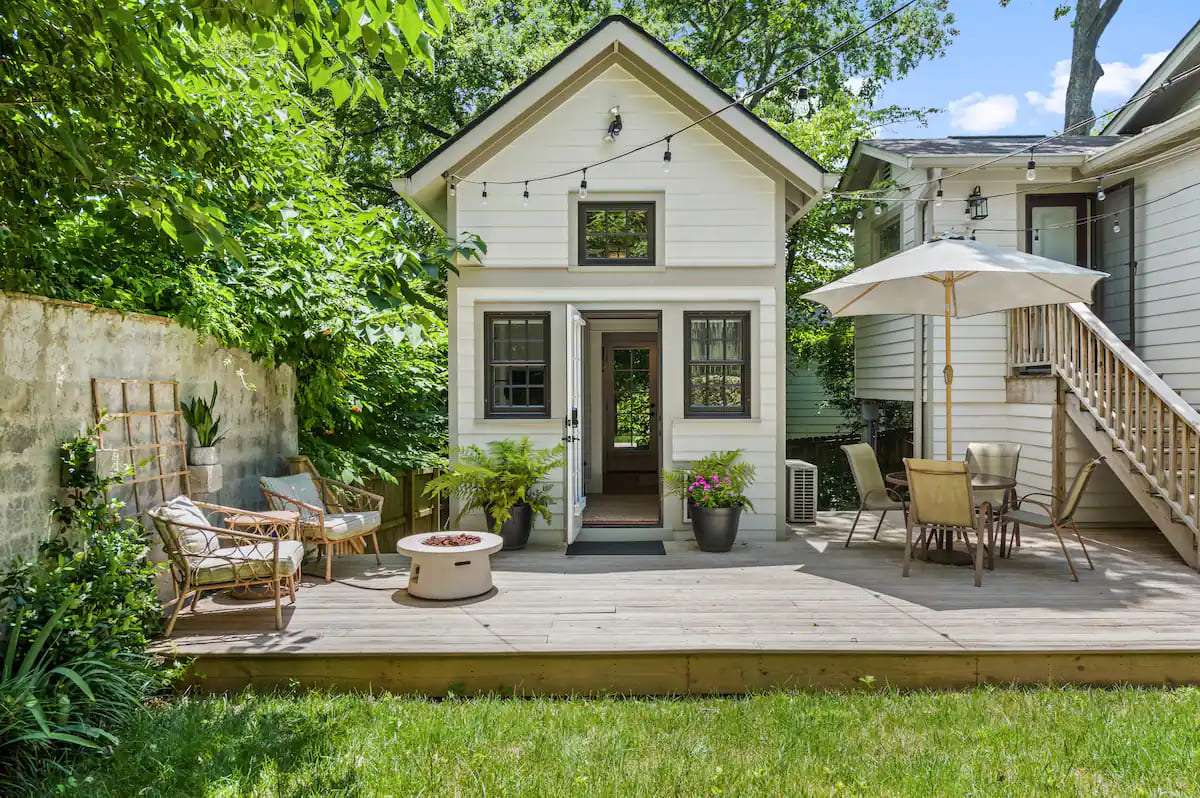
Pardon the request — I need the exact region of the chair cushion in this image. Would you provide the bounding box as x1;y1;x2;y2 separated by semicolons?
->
156;495;220;555
260;473;325;519
306;511;381;541
1004;508;1052;527
189;540;304;586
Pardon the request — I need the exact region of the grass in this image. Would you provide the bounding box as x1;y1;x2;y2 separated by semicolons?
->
32;687;1200;797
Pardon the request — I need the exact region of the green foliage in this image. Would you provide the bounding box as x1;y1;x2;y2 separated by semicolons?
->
664;450;756;510
424;439;565;531
1;604;156;784
180;382;226;448
0;423;162;666
0;0;462;267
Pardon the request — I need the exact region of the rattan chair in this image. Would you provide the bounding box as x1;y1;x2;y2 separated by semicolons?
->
841;443;905;547
260;472;383;583
148;495;302;634
966;442;1022;555
1002;457;1103;581
902;458;994;587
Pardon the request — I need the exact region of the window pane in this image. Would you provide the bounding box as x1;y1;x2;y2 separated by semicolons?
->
487;315;548;415
581;204;652;263
686;314;747;415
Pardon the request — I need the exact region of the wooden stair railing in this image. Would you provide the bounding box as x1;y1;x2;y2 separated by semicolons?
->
1010;303;1200;538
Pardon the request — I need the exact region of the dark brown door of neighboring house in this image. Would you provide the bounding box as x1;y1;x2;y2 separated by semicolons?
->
602;333;659;495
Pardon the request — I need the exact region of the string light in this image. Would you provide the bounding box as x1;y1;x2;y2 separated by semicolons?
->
935;180;943;207
1113;218;1121;234
1025;156;1037;182
873;202;883;216
481;181;488;206
580;169;588;199
448;181;456;198
522;181;530;207
662;136;672;174
856;206;864;220
1097;177;1106;202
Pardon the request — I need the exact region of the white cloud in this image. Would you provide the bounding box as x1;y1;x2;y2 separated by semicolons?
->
947;92;1019;133
1026;51;1168;114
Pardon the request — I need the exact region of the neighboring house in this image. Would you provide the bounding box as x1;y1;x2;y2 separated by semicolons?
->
396;16;829;544
840;19;1200;567
786;361;846;441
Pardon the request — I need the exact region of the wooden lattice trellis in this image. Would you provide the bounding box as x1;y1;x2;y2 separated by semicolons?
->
92;378;191;513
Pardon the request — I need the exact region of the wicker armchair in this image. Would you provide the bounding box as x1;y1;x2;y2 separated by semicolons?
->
902;458;994;587
260;473;383;582
148;495;302;634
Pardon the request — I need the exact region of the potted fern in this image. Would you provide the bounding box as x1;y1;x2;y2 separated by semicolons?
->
665;450;756;552
424;438;564;550
181;382;226;466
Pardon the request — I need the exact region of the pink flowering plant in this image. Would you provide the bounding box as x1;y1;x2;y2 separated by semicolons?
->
664;450;756;510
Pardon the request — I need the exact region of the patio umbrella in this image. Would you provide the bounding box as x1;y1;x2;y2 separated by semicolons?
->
802;236;1106;461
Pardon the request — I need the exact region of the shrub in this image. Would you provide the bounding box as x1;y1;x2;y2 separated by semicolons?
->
424;438;565;532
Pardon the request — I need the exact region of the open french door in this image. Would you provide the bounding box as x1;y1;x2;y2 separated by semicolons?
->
564;305;587;544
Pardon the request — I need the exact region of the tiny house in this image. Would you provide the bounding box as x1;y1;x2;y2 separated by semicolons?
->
396;16;828;544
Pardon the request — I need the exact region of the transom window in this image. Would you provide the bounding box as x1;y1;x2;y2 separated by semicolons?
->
484;313;549;418
684;311;750;418
578;202;655;265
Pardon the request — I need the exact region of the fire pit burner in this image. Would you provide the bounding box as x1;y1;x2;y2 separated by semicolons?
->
424;533;482;547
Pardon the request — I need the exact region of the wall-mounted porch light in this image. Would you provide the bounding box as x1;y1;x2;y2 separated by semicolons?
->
603;106;623;142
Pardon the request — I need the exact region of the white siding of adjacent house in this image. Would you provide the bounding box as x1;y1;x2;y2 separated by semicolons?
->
453;64;777;268
1127;148;1200;405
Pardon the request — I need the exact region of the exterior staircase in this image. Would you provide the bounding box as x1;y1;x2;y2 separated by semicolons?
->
1010;302;1200;569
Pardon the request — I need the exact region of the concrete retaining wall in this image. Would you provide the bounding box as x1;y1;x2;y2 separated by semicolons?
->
0;292;298;561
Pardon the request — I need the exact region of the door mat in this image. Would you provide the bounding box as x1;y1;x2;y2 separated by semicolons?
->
565;541;666;556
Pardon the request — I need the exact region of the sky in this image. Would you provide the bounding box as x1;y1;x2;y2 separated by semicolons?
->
874;1;1199;139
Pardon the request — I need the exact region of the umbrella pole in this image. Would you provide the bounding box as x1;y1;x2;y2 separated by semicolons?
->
944;280;954;461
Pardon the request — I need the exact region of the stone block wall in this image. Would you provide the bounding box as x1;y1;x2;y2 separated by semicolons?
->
0;292;298;561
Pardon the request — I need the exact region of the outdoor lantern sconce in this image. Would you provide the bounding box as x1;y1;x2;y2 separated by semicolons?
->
603;105;623;142
966;186;988;220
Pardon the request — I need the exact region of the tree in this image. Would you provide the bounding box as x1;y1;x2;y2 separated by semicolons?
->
1001;1;1124;131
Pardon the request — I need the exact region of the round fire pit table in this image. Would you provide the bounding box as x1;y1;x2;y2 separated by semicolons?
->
396;532;504;600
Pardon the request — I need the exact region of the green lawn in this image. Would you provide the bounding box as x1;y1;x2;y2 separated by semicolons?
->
35;688;1200;797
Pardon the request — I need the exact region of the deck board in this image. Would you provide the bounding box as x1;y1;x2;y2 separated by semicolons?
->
156;513;1200;692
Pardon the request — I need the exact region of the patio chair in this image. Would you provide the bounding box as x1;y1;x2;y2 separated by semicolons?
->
841;442;905;547
260;472;383;583
1002;457;1103;581
966;442;1022;555
902;458;994;587
148;495;303;635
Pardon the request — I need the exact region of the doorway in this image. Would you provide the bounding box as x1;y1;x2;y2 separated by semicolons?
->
581;315;662;528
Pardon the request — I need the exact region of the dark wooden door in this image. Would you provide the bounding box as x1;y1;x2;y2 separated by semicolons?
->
602;333;659;494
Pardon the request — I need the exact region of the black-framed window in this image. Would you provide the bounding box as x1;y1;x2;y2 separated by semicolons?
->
484;312;550;418
684;311;750;418
578;202;655;265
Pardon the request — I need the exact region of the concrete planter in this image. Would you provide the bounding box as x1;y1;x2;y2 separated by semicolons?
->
690;504;742;552
189;463;223;494
189;446;219;466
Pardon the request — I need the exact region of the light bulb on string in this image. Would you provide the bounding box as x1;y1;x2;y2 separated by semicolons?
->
935;180;944;207
856;206;864;220
1026;158;1037;182
522;181;530;207
579;169;588;200
662;136;673;174
1097;177;1106;202
481;182;488;207
1113;218;1121;234
873;202;883;216
448;180;457;198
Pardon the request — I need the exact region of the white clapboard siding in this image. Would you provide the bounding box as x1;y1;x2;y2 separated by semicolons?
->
1128;149;1200;405
456;64;776;268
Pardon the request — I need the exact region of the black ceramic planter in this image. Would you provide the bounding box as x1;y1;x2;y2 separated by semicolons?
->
690;504;742;552
485;502;533;550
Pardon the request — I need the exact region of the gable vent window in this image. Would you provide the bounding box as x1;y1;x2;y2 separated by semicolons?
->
485;312;550;418
578;202;655;266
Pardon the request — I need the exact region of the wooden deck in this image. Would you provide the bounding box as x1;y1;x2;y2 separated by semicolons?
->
159;513;1200;694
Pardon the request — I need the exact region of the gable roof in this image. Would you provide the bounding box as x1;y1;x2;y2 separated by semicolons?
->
395;15;827;228
1102;18;1200;136
839;135;1126;191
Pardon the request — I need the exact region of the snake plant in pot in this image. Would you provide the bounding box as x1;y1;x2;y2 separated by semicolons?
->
424;438;565;550
181;382;226;466
665;450;756;552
